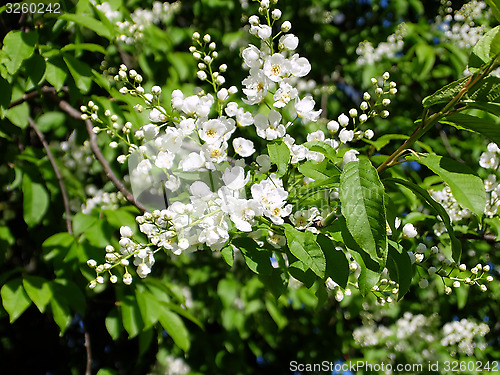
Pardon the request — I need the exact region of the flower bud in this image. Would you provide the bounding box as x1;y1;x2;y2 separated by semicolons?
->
203;34;211;43
281;21;291;32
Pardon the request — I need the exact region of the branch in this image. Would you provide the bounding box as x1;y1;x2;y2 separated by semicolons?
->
84;330;92;375
28;117;73;234
9;86;65;109
42;91;147;212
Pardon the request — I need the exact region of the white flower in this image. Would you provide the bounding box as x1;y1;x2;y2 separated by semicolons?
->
364;129;374;139
222;166;250;190
199;118;228;144
327;120;340;133
343;149;359;164
279;34;299;51
233;137;256;157
242;45;262;69
256;24;272;39
242;68;271;104
263;53;290;82
155;151;174;169
487;142;500;153
339;128;354;143
137;263;151;278
141;124;159;140
224;197;262;232
306;130;325;142
338;113;349;126
273;82;298;108
179;152;206;171
149;107;167;123
295;95;321;122
248;15;259;26
402;223;417;238
202;141;228;164
289;54;311;77
254;110;286;140
281;21;291;32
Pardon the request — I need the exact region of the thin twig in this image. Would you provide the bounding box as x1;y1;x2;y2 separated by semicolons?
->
42;91;147;212
84;330;92;375
28;117;73;234
8;86;65;109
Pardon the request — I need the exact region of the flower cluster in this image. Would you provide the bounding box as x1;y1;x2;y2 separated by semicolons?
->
94;0;181;45
353;312;490;361
441;318;490;356
356;23;407;66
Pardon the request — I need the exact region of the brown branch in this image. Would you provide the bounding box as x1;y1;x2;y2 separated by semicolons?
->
42;91;147;212
8;86;65;109
84;330;92;375
28;117;73;234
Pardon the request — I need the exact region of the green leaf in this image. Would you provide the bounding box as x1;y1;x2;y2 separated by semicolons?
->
303;141;339;163
298;160;340;181
1;278;32;322
24;53;46;87
316;234;349;288
267;141;290;177
415;43;435;79
386;241;413;300
339;159;387;264
22;276;52;313
158;310;190;352
63;54;93;93
23;174;50;227
103;208;138;230
36;111;67;132
220;245;234;267
72;212;99;236
283;224;326;278
50;296;71;334
408;154;486;217
45;57;67;91
469;26;500;69
265;297;287;330
50;280;86;314
105;307;123;340
6;101;29;129
486;0;500;22
443;112;500;146
60;43;107;55
385;178;462;261
232;237;273;275
121;294;144;338
350;251;380;297
135;287;162;329
2;30;38;74
0;76;12;118
422;76;468;108
464;101;500;116
60;14;112;40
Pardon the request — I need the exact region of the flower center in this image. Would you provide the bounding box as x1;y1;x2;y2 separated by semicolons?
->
270;65;281;76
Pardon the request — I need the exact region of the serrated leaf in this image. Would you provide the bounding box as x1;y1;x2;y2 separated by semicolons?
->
470;26;500;69
385;178;462;261
464;101;500;116
339;159;387;264
408;154;486;217
60;14;112;40
135;287;162;329
422;76;469;108
386;241;413;300
443;112;500;145
316;234;349;288
23;174;49;227
2;30;38;74
267;141;290;177
284;224;326;278
158;310;190;352
23;276;52;313
1;279;32;322
486;0;500;22
350;251;380;297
